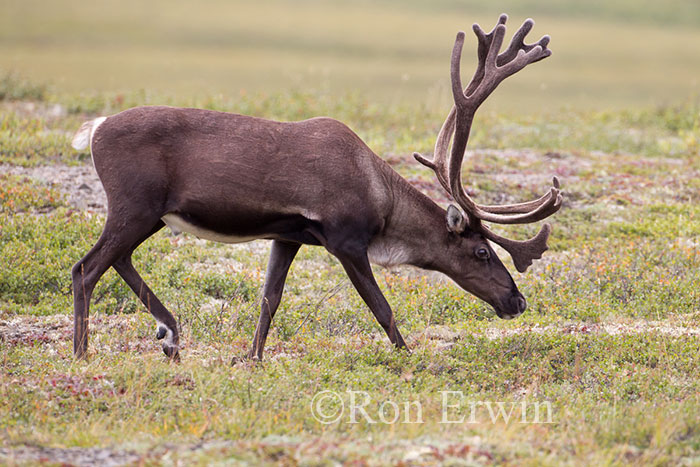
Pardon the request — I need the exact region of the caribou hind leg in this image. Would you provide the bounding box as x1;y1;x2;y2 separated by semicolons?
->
72;216;172;359
110;221;181;361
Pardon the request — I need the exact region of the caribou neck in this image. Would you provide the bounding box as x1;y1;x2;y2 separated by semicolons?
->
370;172;451;271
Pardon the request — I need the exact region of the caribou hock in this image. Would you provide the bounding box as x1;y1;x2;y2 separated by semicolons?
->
70;14;561;361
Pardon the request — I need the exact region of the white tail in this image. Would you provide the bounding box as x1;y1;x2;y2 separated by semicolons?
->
71;117;107;150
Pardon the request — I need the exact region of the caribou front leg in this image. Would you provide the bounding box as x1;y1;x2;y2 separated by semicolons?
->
337;251;408;350
244;240;301;362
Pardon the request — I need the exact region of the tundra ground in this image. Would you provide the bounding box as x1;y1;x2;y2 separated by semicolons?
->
0;84;698;465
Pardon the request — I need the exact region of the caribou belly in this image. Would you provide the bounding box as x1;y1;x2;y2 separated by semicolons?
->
161;213;262;244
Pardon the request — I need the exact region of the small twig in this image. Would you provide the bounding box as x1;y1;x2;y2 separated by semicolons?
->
292;281;347;337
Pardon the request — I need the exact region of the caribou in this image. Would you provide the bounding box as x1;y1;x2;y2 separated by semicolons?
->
70;14;561;361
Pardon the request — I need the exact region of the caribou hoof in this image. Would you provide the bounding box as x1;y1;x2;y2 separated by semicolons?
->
162;344;180;362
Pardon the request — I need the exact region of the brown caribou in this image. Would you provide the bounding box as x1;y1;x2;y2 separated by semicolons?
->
70;14;561;361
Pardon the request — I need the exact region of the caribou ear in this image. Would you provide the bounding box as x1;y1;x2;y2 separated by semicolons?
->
446;204;467;234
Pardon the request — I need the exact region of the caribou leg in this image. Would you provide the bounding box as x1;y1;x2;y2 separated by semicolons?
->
336;251;408;350
72;215;164;359
245;240;301;361
110;221;181;361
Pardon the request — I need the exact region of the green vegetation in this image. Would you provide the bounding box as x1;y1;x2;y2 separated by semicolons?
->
1;1;699;464
0;73;46;102
0;80;698;464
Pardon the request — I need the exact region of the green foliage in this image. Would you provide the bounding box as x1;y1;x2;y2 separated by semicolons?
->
1;1;699;459
0;81;699;463
0;111;82;167
1;84;699;170
0;72;46;102
0;173;63;214
0;210;95;309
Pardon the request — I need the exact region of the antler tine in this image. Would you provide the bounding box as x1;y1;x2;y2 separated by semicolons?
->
450;31;468;109
466;14;508;98
413;104;455;196
452;179;562;224
498;18;533;64
497;18;550;66
481;223;552;273
414;15;509;197
468;18;551;105
484;24;507;71
482;176;561;214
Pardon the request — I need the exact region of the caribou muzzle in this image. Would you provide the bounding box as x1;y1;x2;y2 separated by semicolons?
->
493;291;527;320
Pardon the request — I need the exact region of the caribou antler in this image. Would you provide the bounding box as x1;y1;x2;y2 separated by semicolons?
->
415;14;562;272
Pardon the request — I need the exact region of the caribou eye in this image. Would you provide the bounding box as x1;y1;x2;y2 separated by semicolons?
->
475;247;490;260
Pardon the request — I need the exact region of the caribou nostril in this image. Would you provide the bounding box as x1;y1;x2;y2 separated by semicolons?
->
508;295;527;315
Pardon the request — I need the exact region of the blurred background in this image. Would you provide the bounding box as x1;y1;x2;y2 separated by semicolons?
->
1;0;699;114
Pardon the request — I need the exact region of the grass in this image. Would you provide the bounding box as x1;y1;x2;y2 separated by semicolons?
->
1;84;699;168
0;80;698;464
